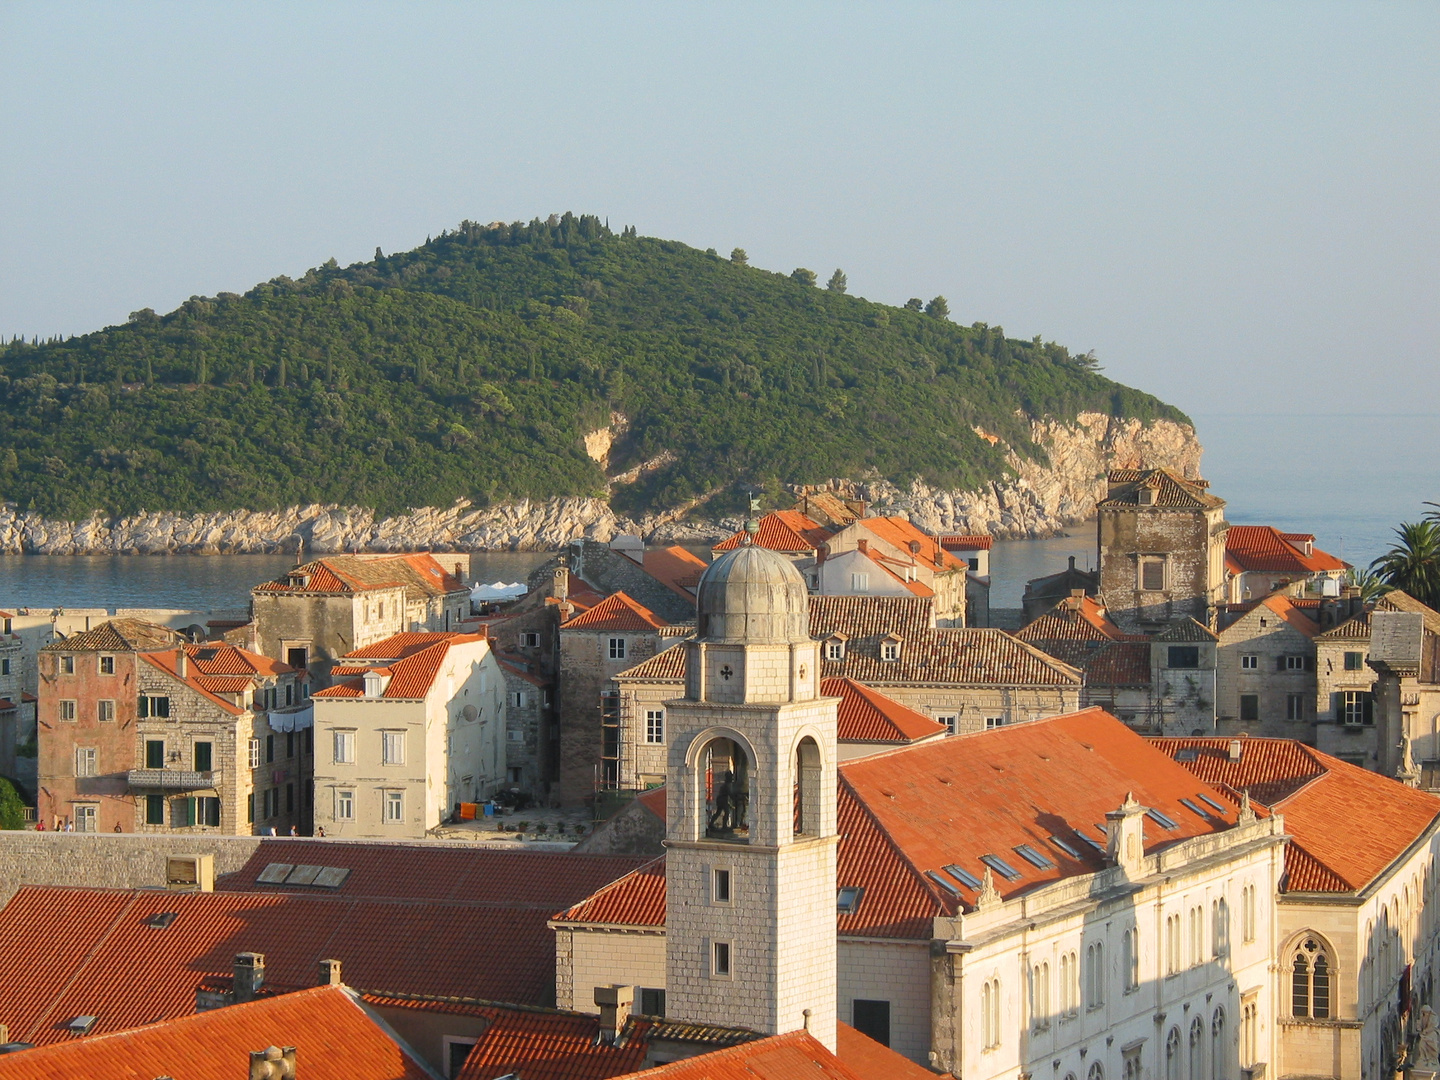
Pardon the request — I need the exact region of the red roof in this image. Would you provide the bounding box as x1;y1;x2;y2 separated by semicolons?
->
609;1027;877;1080
314;633;487;699
1099;469;1225;510
254;553;465;599
1226;525;1348;575
454;1006;652;1080
643;546;708;601
140;650;245;716
856;516;965;573
940;535;993;551
0;985;431;1080
822;678;947;743
1151;736;1440;892
834;1021;940;1080
556;857;667;927
713;511;833;554
562;592;670;632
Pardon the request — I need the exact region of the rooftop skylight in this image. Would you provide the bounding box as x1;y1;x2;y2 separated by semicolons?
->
1196;793;1228;815
1014;844;1056;870
836;886;865;914
1048;834;1083;859
925;870;962;896
979;854;1022;881
1145;808;1180;830
943;864;981;890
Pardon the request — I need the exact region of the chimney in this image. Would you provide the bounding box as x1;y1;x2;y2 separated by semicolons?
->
857;538;868;555
1228;739;1243;763
454;560;466;585
1068;555;1076;571
233;952;265;1003
318;958;342;986
0;1024;7;1044
176;649;188;679
249;1045;296;1080
594;984;634;1046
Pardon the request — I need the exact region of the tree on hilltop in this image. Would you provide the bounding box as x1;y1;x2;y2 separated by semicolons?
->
730;248;748;265
826;269;847;294
791;268;817;287
926;296;950;320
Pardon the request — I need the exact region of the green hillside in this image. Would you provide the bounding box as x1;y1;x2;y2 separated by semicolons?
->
0;214;1187;520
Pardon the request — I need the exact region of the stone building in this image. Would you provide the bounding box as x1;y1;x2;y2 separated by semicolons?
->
556;592;691;805
1156;735;1440;1080
1224;526;1349;604
1097;468;1228;632
1314;609;1381;770
497;657;550;793
1365;591;1440;784
1022;557;1099;623
815;517;969;627
554;707;1286;1075
36;618;185;832
1215;593;1319;736
311;632;504;837
0;610;33;781
251;554;470;685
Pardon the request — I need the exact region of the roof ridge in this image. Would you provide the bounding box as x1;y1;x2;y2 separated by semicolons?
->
552;855;667;923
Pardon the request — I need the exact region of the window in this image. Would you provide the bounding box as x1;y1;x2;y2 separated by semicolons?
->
97;700;115;723
248;739;261;769
1239;694;1259;721
1241;654;1258;670
985;715;1006;729
1030;961;1051;1029
377;602;384;620
0;659;7;676
1189;1018;1204;1080
1166;914;1182;974
510;691;527;708
937;714;957;735
74;804;97;832
98;655;115;675
138;696;170;719
286;784;293;813
1140;559;1165;591
1190;905;1205;967
74;746;97;777
850;572;870;592
1060;951;1079;1014
193;742;212;773
1213;897;1230;957
286;732;295;758
645;709;665;744
1287;693;1305;721
520;632;540;648
333;730;355;764
712;940;731;977
608;638;627;660
384;790;404;822
1344;650;1365;671
1089;1063;1104;1080
712;868;731;904
1015;844;1055;870
1211;1008;1227;1080
852;999;891;1047
836;886;865;914
59;655;74;675
1343;690;1374;726
1168;646;1200;669
825;638;845;660
1123;926;1140;991
1166;1028;1182;1080
1147;807;1180;830
265;734;274;763
145;793;164;825
980;977;1001;1048
58;699;76;722
980;853;1022;880
199;796;221;827
968;557;980;571
382;730;405;765
639;988;666;1017
1241;997;1258;1067
145;739;165;769
247;793;254;824
1242;884;1257;943
507;729;524;743
337;789;354;820
880;640;900;661
1123;1047;1143;1080
1086;941;1105;1008
1291;937;1331;1018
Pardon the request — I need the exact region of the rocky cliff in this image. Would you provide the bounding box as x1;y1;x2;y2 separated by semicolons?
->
0;413;1199;554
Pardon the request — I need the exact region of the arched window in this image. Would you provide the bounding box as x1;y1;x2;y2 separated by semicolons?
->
1211;1008;1227;1080
980;977;1001;1048
1123;925;1140;991
1086;941;1105;1008
1212;897;1230;957
1166;1026;1182;1080
1060;951;1079;1014
1292;937;1331;1019
1088;1061;1105;1080
701;737;750;840
793;736;821;838
1030;962;1050;1030
1189;1017;1205;1080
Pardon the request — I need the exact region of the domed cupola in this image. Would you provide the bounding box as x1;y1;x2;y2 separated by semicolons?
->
696;543;810;645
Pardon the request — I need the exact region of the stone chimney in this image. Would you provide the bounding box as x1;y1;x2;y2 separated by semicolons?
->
856;538;868;555
454;560;466;585
233;952;265;1003
249;1045;296;1080
1105;792;1146;876
594;984;634;1046
176;649;188;679
1228;738;1243;763
318;958;342;986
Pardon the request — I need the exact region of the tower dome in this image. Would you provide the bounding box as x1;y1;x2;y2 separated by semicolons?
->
696;544;811;644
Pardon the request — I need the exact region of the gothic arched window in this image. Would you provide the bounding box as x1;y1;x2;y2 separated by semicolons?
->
1189;1017;1205;1080
1291;937;1331;1019
701;737;750;841
1211;1008;1227;1080
1165;1026;1182;1080
1088;1061;1104;1080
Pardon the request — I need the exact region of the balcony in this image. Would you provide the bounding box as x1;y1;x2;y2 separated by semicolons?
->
126;769;220;792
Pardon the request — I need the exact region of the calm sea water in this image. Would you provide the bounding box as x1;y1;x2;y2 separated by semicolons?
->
1;415;1431;612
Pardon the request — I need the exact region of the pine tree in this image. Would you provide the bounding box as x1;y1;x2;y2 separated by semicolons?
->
826;269;847;294
904;298;923;311
925;296;950;320
730;248;748;266
791;268;817;287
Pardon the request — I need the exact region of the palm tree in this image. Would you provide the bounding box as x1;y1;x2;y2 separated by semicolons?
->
1345;566;1391;604
1370;519;1440;609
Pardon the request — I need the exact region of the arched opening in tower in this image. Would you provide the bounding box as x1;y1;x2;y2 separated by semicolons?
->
793;736;822;838
702;737;750;840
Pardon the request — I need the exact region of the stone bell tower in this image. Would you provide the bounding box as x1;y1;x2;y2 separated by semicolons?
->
664;527;839;1049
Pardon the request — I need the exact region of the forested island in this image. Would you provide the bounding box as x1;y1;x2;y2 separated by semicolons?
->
0;213;1187;522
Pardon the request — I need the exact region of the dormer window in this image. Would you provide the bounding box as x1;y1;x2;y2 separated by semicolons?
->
880;636;902;662
1138;486;1156;506
825;636;847;661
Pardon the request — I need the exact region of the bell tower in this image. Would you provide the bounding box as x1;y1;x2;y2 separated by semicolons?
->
664;532;839;1049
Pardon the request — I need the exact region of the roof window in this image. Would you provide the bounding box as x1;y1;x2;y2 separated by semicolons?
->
925;870;962;896
1178;798;1211;821
1075;831;1106;855
1014;844;1056;870
255;862;352;889
144;912;178;930
195;648;219;661
836;886;865;914
1176;748;1199;762
979;854;1022;881
943;864;982;890
1196;793;1228;815
1145;808;1179;830
1048;835;1083;859
66;1016;97;1036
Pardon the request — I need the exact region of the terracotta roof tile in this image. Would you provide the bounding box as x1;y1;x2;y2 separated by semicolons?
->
643;545;708;601
834;1021;940;1080
713;511;833;553
1316;610;1371;641
1151;736;1440;893
562;592;670;632
809;596;936;640
554;857;667;927
1256;593;1321;638
822;627;1081;688
1098;469;1225;510
940;534;994;551
43;618;185;653
0;985;431;1080
1226;525;1348;575
1155;618;1219;642
313;634;487;700
610;1028;872;1080
1082;641;1153;687
856;516;965;572
614;642;689;682
254;554;464;601
1016;596;1125;666
822;678;947;743
140;650;246;716
454;1007;653;1080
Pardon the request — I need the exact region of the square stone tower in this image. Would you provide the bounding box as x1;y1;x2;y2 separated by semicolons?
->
664;537;839;1050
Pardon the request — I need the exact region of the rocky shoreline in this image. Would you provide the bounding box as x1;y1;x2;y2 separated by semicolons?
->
0;413;1200;555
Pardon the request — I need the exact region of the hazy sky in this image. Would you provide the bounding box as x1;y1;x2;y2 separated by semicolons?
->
2;2;1436;418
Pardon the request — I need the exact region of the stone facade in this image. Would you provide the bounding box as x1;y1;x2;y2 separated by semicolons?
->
1314;614;1380;769
1215;598;1318;736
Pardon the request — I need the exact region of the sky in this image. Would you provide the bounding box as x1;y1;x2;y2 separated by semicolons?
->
1;2;1437;421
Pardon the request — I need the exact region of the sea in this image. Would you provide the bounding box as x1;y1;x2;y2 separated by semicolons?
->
0;414;1432;613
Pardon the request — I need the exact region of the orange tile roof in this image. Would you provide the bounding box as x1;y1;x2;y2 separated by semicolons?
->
454;1007;652;1080
822;678;947;743
810;595;936;640
1082;641;1153;687
1255;593;1321;638
555;857;667;927
610;1028;874;1080
857;516;965;572
1226;525;1348;575
313;633;487;699
140;650;246;716
1316;610;1371;641
636;786;667;819
857;546;935;597
254;554;464;600
343;632;463;660
713;511;833;554
43;618;185;653
1099;468;1224;510
822;626;1081;688
0;985;431;1080
940;534;994;551
562;592;670;632
614;642;689;682
1151;736;1440;893
643;545;708;601
834;1021;939;1080
182;641;295;677
1016;595;1125;665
